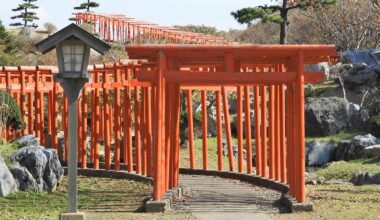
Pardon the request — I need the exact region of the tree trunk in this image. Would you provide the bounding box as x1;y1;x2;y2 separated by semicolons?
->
279;21;287;44
279;0;288;44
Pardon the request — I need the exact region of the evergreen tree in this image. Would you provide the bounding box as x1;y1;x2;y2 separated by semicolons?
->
231;0;337;44
70;0;100;21
0;21;20;54
74;0;100;12
10;0;39;28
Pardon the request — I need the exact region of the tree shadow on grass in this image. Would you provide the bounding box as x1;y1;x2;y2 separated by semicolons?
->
362;156;380;164
78;187;151;212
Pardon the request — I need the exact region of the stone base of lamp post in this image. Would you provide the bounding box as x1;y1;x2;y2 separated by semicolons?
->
59;212;86;220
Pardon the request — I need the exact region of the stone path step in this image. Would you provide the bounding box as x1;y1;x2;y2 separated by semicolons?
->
175;175;283;220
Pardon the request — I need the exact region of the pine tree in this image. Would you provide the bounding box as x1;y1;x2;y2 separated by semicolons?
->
74;0;100;12
70;0;100;21
231;0;337;44
10;0;39;28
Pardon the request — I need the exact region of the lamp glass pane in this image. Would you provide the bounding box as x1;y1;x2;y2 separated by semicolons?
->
64;63;71;71
61;43;85;72
63;55;71;63
75;45;84;54
75;63;82;72
74;55;83;63
62;45;71;54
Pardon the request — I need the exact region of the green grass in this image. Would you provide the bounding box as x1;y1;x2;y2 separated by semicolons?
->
0;176;152;220
276;184;380;220
314;157;380;180
306;132;357;144
0;141;19;165
180;137;248;172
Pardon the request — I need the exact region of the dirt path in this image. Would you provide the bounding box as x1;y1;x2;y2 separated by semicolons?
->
175;175;284;220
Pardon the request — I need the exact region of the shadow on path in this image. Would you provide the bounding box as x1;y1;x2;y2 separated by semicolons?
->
175;175;285;220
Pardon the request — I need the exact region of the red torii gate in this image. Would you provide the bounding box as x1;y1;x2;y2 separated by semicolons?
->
126;44;336;203
0;44;336;205
75;12;229;44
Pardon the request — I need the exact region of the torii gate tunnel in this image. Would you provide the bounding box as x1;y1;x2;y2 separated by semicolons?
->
125;45;336;203
0;44;336;204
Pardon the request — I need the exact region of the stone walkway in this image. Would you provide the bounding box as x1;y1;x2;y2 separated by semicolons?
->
175;175;283;220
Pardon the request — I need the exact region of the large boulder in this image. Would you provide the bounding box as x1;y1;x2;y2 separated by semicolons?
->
335;134;378;161
342;63;380;88
0;155;17;196
9;163;39;191
350;172;380;186
12;134;40;148
306;141;336;167
9;146;63;192
305;97;350;136
363;145;380;158
42;149;64;192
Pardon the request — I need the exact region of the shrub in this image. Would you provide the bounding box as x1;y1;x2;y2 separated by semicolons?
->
0;90;23;131
179;111;202;146
369;113;380;136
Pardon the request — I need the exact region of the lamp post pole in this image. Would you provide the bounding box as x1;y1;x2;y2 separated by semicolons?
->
57;77;88;213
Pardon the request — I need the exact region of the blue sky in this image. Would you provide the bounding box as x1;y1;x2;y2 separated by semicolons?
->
0;0;273;31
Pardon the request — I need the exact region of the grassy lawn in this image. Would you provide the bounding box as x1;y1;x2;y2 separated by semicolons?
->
305;132;357;144
180;137;248;172
0;142;19;165
315;157;380;180
0;176;152;220
274;184;380;220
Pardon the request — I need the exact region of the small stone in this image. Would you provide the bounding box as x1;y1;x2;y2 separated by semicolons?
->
306;141;336;167
350;172;380;186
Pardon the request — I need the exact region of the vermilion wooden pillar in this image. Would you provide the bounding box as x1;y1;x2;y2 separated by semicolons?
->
215;90;223;171
103;72;111;170
114;69;121;171
296;51;306;203
254;86;261;176
201;90;208;170
153;51;166;200
237;86;244;173
244;86;252;174
260;86;267;177
221;87;234;171
186;90;195;169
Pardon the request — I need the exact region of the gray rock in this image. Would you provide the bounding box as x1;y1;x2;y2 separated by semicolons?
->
9;146;63;192
42;149;64;192
348;103;360;117
57;132;65;161
360;109;370;121
10;163;39;192
305;172;326;185
363;145;380;158
329;63;353;79
334;140;351;161
305;97;350;136
334;134;378;160
0;155;17;196
350;172;380;186
305;62;330;79
342;63;379;87
10;146;46;191
13;134;40;148
306;141;336;167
